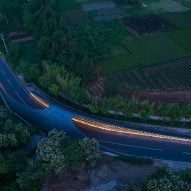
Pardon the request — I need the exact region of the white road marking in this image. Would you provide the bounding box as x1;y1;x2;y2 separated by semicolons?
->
182;152;191;155
99;140;163;151
15;90;27;106
7;80;12;85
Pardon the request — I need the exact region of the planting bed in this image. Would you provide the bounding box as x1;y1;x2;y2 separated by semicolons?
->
122;14;174;35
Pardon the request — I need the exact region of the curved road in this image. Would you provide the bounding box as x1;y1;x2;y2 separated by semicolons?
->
0;58;191;162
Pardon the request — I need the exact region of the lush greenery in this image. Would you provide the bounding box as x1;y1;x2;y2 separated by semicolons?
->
0;105;32;190
1;0;191;125
0;104;102;190
89;96;191;124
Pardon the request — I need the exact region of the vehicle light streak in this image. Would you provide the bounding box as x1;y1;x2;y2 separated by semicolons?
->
72;117;191;144
30;92;49;108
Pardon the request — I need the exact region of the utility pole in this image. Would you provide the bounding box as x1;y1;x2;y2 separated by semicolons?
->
0;33;8;54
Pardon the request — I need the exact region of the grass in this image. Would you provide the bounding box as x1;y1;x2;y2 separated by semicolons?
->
181;0;191;8
166;28;191;53
116;155;153;166
160;11;191;28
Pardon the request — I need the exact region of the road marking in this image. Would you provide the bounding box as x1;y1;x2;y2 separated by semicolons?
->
99;140;163;151
182;152;191;155
15;90;27;106
1;70;5;75
7;80;12;85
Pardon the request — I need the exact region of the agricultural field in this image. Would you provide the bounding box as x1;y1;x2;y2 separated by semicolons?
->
64;1;191;79
109;57;191;91
3;0;191;95
99;33;190;75
122;15;174;35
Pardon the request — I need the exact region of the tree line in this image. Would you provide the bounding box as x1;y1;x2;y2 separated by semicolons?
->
89;96;191;125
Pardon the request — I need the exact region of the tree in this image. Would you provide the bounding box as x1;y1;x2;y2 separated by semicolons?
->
147;167;191;191
48;84;60;97
78;138;101;184
16;61;41;83
89;100;100;114
36;129;67;174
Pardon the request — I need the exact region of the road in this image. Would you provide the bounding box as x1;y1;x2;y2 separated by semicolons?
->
0;57;191;162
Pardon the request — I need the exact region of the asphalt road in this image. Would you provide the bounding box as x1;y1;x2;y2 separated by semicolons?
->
0;57;191;162
78;126;191;162
0;58;45;109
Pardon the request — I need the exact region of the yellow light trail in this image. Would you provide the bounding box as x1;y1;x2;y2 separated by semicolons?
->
30;92;49;108
72;117;191;144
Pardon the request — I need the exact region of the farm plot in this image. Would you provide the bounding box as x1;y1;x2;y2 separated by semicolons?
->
110;57;191;91
166;28;191;53
81;1;125;21
122;14;174;35
59;0;81;12
81;1;117;11
99;34;190;75
160;11;191;28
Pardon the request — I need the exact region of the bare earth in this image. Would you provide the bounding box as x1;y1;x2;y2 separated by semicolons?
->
122;90;191;104
45;156;155;191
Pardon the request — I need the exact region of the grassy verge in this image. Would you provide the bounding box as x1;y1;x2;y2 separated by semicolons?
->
116;155;153;166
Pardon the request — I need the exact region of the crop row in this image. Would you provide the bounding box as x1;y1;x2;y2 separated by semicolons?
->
111;58;191;91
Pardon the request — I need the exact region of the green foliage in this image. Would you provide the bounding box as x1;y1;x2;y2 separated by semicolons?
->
89;100;100;114
15;61;41;83
161;11;191;28
88;96;191;124
0;109;30;149
167;28;191;53
74;22;128;59
16;160;45;191
36;129;101;177
179;168;191;183
0;0;26;31
0;106;37;191
36;129;67;173
101;34;189;76
147;167;191;191
78;138;101;168
39;61;88;102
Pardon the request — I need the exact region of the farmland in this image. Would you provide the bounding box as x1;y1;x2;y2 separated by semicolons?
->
99;33;190;75
3;0;191;98
109;57;191;91
70;3;191;79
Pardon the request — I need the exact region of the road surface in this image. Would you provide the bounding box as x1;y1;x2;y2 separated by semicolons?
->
0;57;191;162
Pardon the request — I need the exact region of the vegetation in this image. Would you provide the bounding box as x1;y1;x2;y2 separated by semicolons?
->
116;155;153;166
89;96;191;124
0;104;102;190
1;0;191;125
115;167;191;191
0;105;33;190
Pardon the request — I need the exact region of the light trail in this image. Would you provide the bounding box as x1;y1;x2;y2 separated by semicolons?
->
30;92;49;108
72;117;191;144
